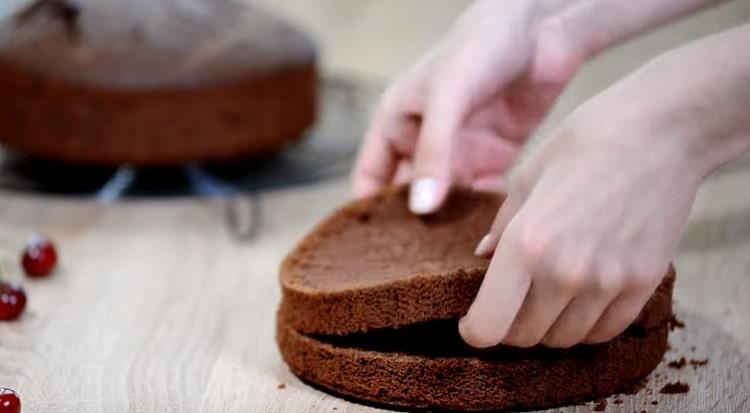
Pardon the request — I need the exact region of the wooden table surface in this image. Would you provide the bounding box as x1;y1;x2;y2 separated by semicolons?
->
1;1;750;412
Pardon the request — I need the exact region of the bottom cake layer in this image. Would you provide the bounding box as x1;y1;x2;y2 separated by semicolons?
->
277;318;668;411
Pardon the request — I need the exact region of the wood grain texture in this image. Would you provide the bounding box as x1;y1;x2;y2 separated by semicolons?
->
0;175;749;413
1;1;750;412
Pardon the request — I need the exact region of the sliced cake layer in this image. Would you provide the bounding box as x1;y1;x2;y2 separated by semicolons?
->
277;316;669;411
280;185;675;335
278;186;674;411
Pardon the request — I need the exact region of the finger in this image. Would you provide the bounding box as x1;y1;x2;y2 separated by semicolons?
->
473;157;544;258
474;193;525;257
459;236;532;349
501;274;577;348
408;22;533;214
408;59;479;214
407;104;457;214
352;113;400;198
541;282;622;348
583;288;655;344
353;108;419;198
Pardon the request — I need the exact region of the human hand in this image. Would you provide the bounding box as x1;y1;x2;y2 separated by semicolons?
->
458;99;702;348
352;0;584;212
458;21;750;348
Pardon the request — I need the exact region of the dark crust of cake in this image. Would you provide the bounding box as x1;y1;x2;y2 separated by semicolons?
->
0;61;316;166
277;317;670;412
280;186;676;336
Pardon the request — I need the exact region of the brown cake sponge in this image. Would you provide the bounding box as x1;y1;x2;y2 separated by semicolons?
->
280;185;675;335
277;317;669;412
278;186;674;411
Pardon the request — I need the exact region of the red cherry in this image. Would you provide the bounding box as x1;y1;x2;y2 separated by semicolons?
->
0;388;20;413
0;283;27;321
22;235;57;278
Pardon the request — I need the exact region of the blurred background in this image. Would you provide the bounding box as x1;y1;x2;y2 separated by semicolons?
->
0;0;748;199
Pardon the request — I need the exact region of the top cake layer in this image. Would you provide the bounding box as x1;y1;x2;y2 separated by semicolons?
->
283;186;499;293
280;185;675;336
0;0;317;88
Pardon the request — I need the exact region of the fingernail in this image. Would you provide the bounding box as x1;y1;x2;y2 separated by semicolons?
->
474;234;494;257
409;178;441;214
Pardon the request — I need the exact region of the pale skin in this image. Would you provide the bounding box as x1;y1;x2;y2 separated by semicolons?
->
352;0;750;348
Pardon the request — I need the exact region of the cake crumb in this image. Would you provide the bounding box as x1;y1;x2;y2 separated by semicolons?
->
277;383;286;390
668;357;687;369
660;381;690;394
621;378;648;395
667;315;685;331
592;399;607;411
689;358;708;369
651;400;658;405
613;398;623;405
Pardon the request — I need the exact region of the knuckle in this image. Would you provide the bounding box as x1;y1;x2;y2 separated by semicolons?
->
509;222;550;268
552;269;586;292
623;263;660;290
548;257;589;292
590;266;626;294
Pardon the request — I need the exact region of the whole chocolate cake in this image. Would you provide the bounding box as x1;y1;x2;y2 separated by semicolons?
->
277;186;673;411
0;0;317;165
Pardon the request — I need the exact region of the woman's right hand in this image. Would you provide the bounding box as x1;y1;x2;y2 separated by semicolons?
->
352;0;585;213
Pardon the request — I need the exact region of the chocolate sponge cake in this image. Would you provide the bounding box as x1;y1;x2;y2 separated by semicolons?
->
277;318;669;411
277;186;674;411
280;186;499;335
0;0;317;165
279;186;674;336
